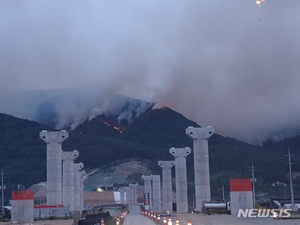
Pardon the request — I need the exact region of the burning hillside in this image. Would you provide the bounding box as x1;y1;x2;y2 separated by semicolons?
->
35;92;155;130
100;120;125;134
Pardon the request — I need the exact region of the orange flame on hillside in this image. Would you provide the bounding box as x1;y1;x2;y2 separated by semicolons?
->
100;120;125;134
153;101;173;109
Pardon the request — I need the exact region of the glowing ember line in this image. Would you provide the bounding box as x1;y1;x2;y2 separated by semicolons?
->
100;120;124;134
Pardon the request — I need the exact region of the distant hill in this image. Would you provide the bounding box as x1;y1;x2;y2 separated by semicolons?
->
0;113;48;192
264;135;300;152
263;136;300;172
1;105;300;205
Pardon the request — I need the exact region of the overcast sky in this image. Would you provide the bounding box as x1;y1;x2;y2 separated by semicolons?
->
1;0;300;144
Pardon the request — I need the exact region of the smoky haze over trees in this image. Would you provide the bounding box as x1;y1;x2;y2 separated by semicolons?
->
0;0;300;144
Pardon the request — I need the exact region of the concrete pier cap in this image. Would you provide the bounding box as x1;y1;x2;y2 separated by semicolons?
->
186;126;215;139
81;170;86;178
169;147;191;157
75;162;84;171
39;130;69;143
141;175;152;180
185;126;215;140
62;150;79;160
73;150;79;158
158;161;175;168
119;187;126;192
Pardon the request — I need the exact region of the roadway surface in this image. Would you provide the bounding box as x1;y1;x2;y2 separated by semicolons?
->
123;205;155;225
173;213;300;225
123;206;300;225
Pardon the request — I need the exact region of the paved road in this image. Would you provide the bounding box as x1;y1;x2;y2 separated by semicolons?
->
174;213;300;225
123;206;300;225
123;205;155;225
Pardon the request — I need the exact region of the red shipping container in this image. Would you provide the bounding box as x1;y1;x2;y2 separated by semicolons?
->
230;179;252;192
11;191;34;200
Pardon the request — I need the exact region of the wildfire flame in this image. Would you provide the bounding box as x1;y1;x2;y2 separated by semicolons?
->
100;120;125;134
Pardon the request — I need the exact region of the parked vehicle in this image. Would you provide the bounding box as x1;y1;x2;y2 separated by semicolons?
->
202;201;231;215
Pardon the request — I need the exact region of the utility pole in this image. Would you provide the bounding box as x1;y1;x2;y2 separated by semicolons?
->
222;185;225;201
1;168;5;214
192;193;195;211
285;148;295;210
249;162;257;206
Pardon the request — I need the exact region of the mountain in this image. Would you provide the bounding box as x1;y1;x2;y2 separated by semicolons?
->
263;136;300;171
1;105;300;205
68;107;300;196
0;113;49;191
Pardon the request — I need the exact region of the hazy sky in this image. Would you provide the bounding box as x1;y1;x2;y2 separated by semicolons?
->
1;0;300;144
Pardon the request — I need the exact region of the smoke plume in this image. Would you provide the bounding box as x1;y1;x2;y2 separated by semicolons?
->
0;0;300;144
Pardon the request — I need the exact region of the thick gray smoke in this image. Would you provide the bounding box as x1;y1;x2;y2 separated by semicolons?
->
0;0;300;144
0;89;153;130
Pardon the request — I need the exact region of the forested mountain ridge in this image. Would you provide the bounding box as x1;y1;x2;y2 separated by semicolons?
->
1;107;300;204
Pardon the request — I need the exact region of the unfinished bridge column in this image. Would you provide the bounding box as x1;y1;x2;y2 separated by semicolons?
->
80;170;86;211
74;162;84;211
169;147;191;213
158;161;175;212
39;130;69;205
152;175;161;212
124;187;131;204
129;183;139;205
62;150;79;211
141;175;152;210
73;162;84;225
186;126;214;211
119;187;126;204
